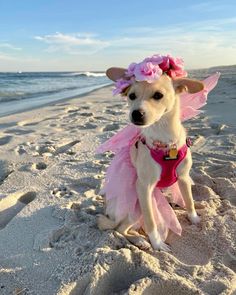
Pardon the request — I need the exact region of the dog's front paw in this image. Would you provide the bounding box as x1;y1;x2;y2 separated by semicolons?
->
148;229;171;252
153;240;171;252
188;211;201;224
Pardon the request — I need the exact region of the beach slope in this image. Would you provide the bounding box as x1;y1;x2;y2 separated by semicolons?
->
0;86;235;294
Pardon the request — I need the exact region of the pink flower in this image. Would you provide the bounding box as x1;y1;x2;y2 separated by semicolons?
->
134;61;163;83
126;62;137;77
112;54;188;95
144;54;163;65
159;55;187;78
113;78;132;95
158;55;170;72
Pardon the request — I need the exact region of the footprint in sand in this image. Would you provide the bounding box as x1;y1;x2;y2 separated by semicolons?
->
201;280;227;295
51;186;73;198
80;106;91;110
113;103;125;108
171;232;213;265
0;135;12;146
18;120;40;127
212;178;236;205
32;162;47;170
222;248;236;272
105;109;125;116
102;123;120;132
192;184;217;201
34;140;80;156
69;251;153;295
0;160;13;184
4;128;34;135
79;112;94;117
129;277;201;295
15;145;27;155
206;163;236;178
78;123;97;130
93;116;108;121
35;144;56;156
55;140;80;154
0;191;36;229
75;176;101;192
66;108;80;114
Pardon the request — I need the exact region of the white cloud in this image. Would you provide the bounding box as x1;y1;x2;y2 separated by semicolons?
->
3;16;236;71
35;32;110;54
0;52;18;61
0;43;22;50
105;17;236;69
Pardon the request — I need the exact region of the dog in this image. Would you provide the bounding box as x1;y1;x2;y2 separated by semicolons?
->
97;57;204;251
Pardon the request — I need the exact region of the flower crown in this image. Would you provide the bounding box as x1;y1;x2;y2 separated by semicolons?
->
113;54;187;95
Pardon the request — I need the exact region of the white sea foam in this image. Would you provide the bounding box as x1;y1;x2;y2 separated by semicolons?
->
63;71;106;77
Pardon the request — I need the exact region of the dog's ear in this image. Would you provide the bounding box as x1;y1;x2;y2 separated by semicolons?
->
106;67;127;81
173;78;204;94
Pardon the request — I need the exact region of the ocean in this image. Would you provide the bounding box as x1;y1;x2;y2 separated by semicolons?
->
0;71;110;117
0;66;235;125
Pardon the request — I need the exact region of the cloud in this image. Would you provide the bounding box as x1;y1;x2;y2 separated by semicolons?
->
35;32;110;54
0;43;22;51
0;52;18;61
5;16;234;71
105;17;236;68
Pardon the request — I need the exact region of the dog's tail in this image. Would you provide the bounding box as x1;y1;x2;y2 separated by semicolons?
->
97;214;118;230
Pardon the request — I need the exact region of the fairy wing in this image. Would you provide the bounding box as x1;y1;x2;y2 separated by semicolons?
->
180;72;220;122
96;124;140;154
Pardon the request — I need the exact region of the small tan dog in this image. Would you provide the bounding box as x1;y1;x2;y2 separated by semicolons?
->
98;59;204;251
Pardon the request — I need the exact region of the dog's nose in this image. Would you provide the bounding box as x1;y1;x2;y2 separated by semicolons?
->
132;109;145;124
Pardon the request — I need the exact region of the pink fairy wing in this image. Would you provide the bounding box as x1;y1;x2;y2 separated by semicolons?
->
169;182;186;208
96;124;140;154
102;146;139;223
180;72;220;122
180;107;203;122
203;72;221;91
152;188;182;240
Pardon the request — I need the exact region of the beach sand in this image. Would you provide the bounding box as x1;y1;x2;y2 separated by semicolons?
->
0;86;235;295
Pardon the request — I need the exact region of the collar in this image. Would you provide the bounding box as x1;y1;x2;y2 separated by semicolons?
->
139;137;177;150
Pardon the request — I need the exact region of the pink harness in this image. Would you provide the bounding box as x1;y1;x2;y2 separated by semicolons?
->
146;143;188;188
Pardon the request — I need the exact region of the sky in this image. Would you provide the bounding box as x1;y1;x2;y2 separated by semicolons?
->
0;0;236;71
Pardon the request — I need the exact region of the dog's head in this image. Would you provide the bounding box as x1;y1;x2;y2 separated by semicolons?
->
106;67;204;127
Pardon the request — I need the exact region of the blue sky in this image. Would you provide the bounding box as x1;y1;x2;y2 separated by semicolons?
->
0;0;236;71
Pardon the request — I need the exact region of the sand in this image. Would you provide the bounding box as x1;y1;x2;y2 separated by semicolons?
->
0;86;235;295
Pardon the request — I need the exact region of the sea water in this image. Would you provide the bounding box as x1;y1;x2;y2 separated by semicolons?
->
0;71;110;117
0;66;235;125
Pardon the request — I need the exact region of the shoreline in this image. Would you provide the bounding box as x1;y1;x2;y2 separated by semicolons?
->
0;82;111;119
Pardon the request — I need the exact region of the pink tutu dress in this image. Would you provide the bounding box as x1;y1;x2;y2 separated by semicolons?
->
97;73;220;241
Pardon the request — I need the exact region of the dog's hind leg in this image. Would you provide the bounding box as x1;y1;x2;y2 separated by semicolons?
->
97;214;150;250
97;214;118;230
117;216;151;250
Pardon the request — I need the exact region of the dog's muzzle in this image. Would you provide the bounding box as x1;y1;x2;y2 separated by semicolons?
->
131;109;146;125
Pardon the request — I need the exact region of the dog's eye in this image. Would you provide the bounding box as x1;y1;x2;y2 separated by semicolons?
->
153;92;163;100
129;93;136;100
